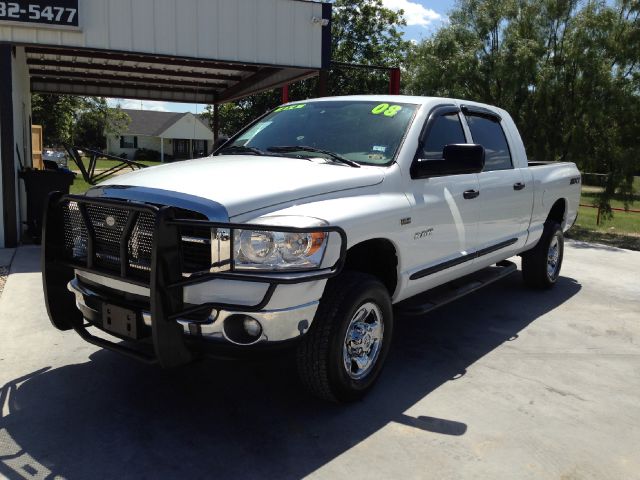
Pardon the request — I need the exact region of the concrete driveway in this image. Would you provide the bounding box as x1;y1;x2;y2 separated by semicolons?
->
0;241;638;480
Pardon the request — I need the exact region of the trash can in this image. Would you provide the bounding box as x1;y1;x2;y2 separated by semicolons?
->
20;168;75;243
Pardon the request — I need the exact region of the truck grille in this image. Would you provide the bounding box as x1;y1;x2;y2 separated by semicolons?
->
62;200;212;280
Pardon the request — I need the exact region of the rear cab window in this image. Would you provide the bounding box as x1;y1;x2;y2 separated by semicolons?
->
464;114;513;171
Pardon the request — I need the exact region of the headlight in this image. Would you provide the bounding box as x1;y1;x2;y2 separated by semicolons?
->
238;230;276;263
233;216;330;271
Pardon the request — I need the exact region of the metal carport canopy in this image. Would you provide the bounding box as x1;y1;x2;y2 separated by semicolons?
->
2;0;332;104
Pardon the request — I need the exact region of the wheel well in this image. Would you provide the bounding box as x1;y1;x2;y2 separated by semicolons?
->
344;239;398;295
547;199;567;225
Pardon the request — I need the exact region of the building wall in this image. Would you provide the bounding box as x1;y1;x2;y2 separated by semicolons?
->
107;134;163;157
107;135;177;159
0;0;326;69
160;114;213;142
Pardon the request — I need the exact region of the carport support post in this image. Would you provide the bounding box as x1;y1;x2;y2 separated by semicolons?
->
389;67;401;95
318;69;329;97
160;136;164;162
213;103;220;143
0;44;18;248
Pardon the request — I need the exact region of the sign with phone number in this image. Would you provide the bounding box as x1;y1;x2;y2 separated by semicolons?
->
0;0;79;28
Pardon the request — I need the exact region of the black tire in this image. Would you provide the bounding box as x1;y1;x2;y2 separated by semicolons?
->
296;271;394;402
521;221;564;289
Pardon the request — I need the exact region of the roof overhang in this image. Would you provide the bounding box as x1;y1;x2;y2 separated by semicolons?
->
1;0;332;104
26;45;319;104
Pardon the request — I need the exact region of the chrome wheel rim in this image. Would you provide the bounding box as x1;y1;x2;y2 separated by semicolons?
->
547;234;560;280
342;302;384;380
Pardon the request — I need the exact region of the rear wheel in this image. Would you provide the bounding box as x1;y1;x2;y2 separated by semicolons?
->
522;221;564;289
296;271;393;402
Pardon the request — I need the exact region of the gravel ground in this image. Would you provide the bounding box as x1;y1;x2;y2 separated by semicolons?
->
0;266;9;297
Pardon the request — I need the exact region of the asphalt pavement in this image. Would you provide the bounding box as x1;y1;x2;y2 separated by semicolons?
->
0;241;638;480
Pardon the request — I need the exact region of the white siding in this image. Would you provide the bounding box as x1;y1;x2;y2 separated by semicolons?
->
159;114;213;141
107;135;163;157
0;0;326;68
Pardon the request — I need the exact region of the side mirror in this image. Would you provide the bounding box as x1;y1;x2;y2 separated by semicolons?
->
212;136;230;153
412;144;485;177
441;144;485;174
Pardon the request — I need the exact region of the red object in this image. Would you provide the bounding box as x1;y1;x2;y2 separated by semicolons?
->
281;84;289;104
579;204;640;214
388;68;401;95
579;203;640;226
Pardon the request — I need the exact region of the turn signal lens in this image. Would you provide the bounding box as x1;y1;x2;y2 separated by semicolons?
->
281;231;327;260
307;232;327;256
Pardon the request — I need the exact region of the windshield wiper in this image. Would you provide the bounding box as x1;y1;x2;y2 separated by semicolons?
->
218;145;268;156
267;146;361;168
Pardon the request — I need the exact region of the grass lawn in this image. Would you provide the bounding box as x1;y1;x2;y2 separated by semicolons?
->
68;158;162;194
69;175;92;194
567;176;640;249
70;158;161;171
575;179;640;235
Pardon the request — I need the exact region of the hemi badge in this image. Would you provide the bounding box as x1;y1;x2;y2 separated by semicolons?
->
401;217;412;226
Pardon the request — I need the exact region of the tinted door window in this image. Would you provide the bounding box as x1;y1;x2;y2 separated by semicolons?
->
422;113;466;160
465;115;512;170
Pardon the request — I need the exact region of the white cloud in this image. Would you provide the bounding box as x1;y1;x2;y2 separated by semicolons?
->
107;98;206;113
381;0;442;27
109;98;171;111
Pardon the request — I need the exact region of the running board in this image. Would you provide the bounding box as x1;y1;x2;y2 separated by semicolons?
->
395;260;517;317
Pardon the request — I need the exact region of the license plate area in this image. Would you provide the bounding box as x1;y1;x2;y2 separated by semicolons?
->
102;304;140;339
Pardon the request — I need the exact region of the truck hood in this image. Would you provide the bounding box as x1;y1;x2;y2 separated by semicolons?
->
98;155;384;217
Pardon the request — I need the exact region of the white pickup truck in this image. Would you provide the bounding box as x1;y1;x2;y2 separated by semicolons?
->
43;95;581;402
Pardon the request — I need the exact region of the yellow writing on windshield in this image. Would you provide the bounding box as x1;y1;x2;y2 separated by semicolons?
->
274;104;307;113
371;103;403;117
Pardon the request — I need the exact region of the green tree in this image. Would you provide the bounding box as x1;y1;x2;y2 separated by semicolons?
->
311;0;409;97
203;92;280;138
203;0;410;138
32;94;130;150
405;0;640;212
73;97;129;149
31;94;83;146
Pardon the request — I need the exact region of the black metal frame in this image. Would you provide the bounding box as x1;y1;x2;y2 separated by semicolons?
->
64;144;149;185
0;44;18;247
42;192;347;367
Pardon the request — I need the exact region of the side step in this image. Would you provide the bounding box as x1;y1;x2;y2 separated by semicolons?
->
395;260;517;317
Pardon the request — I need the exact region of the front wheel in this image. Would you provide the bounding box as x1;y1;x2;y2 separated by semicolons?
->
296;271;394;402
521;221;564;289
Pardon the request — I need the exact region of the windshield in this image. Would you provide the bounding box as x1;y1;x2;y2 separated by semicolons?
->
221;100;419;166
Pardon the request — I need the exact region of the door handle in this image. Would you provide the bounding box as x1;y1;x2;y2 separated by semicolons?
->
513;182;526;191
463;189;479;199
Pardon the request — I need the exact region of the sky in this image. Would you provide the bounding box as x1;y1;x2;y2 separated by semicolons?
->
107;0;455;114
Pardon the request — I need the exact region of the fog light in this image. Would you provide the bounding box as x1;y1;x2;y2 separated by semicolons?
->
224;314;263;344
243;317;262;337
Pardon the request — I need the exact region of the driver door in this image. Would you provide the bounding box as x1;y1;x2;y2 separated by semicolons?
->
403;106;481;297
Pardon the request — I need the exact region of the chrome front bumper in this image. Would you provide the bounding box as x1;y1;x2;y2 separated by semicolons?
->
68;278;319;345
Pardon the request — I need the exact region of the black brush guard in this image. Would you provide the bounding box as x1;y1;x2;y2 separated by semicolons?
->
42;192;347;367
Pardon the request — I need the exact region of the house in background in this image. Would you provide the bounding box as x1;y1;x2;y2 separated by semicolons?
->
107;109;214;161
